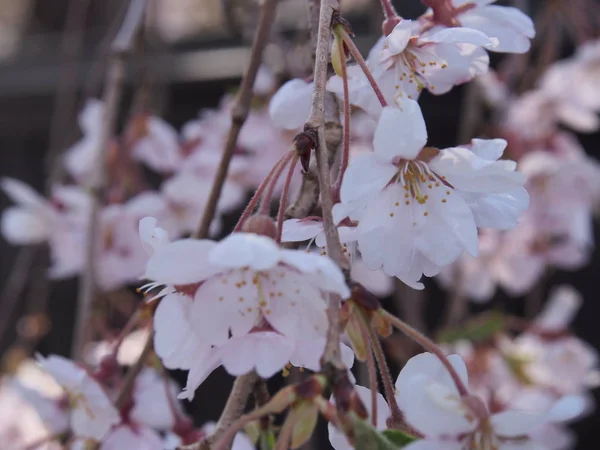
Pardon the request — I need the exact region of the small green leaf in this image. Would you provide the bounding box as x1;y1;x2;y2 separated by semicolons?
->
354;420;401;450
291;403;319;448
437;311;506;344
382;429;419;447
259;430;276;450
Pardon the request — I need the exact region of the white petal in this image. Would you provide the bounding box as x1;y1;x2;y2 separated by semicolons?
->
490;410;544;437
139;216;170;255
404;440;462;450
545;395;587;422
268;79;313;130
422;26;497;48
1;207;50;244
396;353;469;392
280;219;324;243
470;138;507;161
209;233;281;271
340;153;397;207
373;103;427;162
144;239;217;285
386;20;414;54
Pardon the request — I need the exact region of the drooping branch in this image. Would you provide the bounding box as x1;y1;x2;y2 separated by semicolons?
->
71;0;148;360
192;0;279;239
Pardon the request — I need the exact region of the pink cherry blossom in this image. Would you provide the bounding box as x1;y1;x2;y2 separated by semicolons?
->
131;115;183;173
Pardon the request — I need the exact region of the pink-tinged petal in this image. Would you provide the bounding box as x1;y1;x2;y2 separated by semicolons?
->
1;207;50;244
268;79;313;130
209;233;280;271
421;26;497;48
179;348;221;401
350;258;394;298
281;219;324;243
459;188;529;230
403;440;462;450
1;178;49;209
459;13;530;54
340;153;397;207
220;332;294;378
139;217;170;255
78;99;103;134
279;250;350;298
373;103;427;162
398;374;476;437
429;146;525;194
386;20;415;54
145;239;217;285
490;410;544;437
534;286;582;332
131;369;179;430
396;353;468;392
545;395;587;422
192;272;259;344
474;5;535;38
101;425;164;450
153;294;206;370
470;138;507;161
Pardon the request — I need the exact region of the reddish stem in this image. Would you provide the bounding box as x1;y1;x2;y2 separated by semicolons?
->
358;313;379;427
332;29;351;202
258;151;295;215
381;309;469;397
380;0;398;19
234;150;294;232
341;32;388;108
275;155;299;243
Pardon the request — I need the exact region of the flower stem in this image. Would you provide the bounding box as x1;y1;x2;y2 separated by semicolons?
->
192;0;278;239
258;150;295;216
379;0;398;19
332;27;351;203
72;0;147;360
234;150;294;231
341;32;388;108
361;313;404;426
275;154;299;242
358;314;379;427
381;309;469;397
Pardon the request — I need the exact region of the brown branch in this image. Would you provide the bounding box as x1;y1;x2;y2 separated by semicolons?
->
71;0;148;360
192;0;279;239
114;330;154;408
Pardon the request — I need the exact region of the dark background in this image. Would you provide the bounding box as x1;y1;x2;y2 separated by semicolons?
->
0;0;599;448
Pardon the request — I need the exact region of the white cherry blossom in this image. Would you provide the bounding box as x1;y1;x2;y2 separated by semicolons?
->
36;355;120;441
131;115;183;173
339;101;528;288
398;353;572;450
328;20;496;115
421;0;535;53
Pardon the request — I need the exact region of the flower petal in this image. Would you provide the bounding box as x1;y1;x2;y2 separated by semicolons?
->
373;103;427;162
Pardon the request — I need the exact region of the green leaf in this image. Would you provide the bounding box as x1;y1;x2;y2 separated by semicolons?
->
354;420;401;450
291;403;319;449
382;429;419;447
259;430;276;450
437;311;506;344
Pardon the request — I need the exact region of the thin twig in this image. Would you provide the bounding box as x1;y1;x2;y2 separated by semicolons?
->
71;0;148;360
276;155;299;242
192;0;279;239
115;331;154;408
305;0;349;371
0;247;37;349
381;309;469;397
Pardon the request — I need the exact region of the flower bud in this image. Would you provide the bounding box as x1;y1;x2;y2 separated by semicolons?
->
242;214;277;238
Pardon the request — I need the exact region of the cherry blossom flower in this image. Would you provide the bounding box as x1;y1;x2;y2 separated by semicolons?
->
397;352;578;450
145;230;351;398
36;355;120;441
100;425;164;450
268;78;313;130
338;101;528;288
328;20;496;115
421;0;535;53
131;115;183;173
0;379;62;450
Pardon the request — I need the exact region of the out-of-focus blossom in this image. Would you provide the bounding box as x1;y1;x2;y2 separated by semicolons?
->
36;355;120;441
131;116;183;173
269;78;313;130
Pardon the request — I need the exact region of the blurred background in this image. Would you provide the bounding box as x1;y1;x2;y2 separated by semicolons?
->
0;0;599;448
